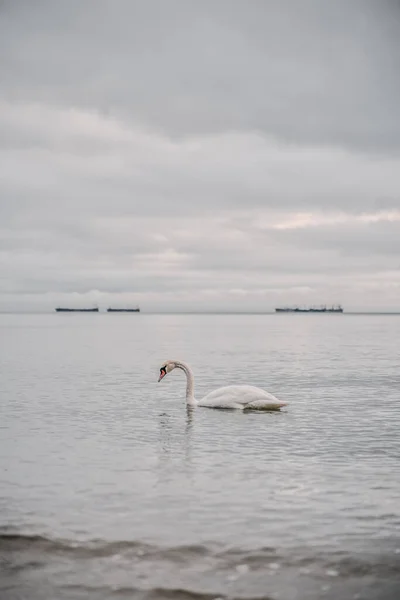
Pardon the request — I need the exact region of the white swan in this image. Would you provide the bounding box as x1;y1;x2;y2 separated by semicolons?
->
158;360;287;411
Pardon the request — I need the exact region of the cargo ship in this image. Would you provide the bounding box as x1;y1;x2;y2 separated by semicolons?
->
55;307;99;312
275;305;343;313
107;307;140;313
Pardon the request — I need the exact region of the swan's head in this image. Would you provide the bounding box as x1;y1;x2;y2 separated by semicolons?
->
158;361;176;382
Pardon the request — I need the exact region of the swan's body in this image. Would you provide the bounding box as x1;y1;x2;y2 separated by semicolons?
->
158;360;287;411
198;384;285;410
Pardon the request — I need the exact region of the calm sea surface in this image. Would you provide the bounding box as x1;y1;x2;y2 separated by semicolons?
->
1;313;399;600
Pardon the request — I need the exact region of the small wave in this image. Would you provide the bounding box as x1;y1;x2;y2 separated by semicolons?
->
0;530;275;566
64;584;273;600
0;531;210;561
142;589;227;600
1;530;399;579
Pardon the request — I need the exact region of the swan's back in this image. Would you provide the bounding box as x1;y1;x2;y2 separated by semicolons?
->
198;385;286;410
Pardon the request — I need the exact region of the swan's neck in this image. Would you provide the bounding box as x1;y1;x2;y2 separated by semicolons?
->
175;361;196;405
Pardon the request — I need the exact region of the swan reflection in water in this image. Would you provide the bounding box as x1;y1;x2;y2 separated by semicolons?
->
156;405;195;480
158;359;287;411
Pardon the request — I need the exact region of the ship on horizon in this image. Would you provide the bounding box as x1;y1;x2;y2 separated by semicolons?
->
107;306;140;313
55;307;99;313
275;304;343;313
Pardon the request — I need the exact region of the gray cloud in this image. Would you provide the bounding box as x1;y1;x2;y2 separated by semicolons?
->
1;0;400;150
0;0;400;312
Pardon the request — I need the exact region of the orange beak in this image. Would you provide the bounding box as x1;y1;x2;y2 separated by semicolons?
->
158;369;166;382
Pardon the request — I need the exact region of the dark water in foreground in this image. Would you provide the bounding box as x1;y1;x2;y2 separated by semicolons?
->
1;313;399;599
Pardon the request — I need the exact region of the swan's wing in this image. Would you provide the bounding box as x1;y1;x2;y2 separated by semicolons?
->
199;385;285;409
199;385;253;405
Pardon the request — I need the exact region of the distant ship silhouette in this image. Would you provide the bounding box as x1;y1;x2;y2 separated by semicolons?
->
275;304;343;313
107;307;140;312
55;307;99;312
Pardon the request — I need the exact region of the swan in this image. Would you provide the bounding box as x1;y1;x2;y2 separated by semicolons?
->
157;360;287;411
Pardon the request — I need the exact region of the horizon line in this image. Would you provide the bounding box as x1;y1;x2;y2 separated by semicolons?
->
1;310;400;316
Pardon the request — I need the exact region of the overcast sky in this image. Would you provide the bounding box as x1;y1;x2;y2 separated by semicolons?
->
1;0;399;312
